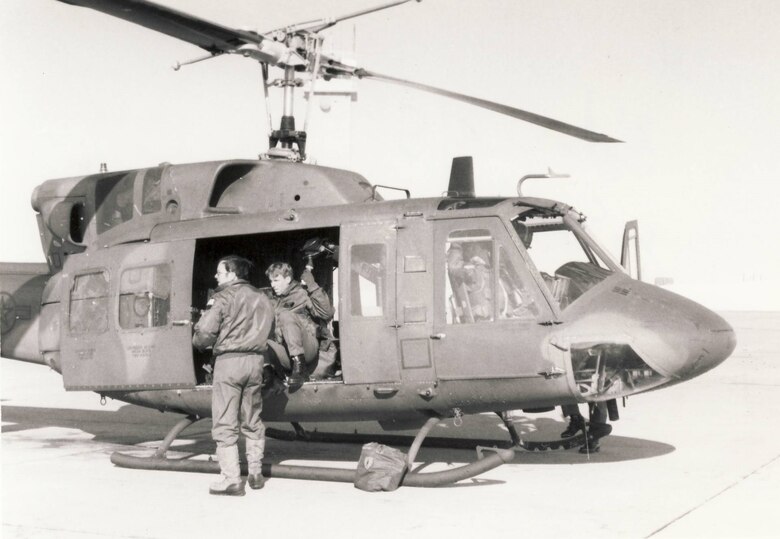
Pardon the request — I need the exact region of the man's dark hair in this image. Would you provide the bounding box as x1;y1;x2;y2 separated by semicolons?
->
219;255;254;280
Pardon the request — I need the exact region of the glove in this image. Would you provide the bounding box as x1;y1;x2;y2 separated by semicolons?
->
300;269;317;290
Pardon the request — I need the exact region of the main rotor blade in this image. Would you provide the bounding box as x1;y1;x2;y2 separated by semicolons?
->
354;69;622;143
274;0;419;35
56;0;264;54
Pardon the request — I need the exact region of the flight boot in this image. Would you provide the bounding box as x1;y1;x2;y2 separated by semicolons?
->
578;421;611;454
286;354;307;387
579;437;601;454
560;413;586;438
209;445;245;496
261;366;286;396
245;437;266;490
262;365;281;389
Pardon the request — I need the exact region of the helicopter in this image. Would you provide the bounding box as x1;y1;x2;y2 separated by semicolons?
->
0;0;736;489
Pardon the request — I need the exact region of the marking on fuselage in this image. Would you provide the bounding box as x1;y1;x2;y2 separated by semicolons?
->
612;286;631;296
127;344;153;360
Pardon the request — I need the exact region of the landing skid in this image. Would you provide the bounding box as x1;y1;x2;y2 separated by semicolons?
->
265;425;586;451
110;416;516;488
266;411;611;453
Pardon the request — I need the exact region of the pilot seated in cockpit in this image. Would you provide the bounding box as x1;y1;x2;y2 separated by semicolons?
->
447;242;494;322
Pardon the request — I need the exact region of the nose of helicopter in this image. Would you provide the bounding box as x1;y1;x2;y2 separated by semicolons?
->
560;278;737;393
641;297;737;381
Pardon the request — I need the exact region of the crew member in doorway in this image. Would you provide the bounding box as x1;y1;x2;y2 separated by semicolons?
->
193;255;274;496
266;262;334;387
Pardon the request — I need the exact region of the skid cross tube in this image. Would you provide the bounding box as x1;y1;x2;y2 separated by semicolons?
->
153;414;200;458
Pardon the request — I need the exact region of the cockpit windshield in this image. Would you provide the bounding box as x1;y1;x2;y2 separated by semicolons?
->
511;207;622;310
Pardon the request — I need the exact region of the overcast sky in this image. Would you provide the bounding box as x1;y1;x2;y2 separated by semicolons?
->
1;1;779;298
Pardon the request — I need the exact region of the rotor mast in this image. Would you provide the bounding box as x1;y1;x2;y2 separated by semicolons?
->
267;65;307;159
260;1;422;161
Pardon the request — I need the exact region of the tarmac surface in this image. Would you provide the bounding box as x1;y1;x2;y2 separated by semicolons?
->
2;311;779;538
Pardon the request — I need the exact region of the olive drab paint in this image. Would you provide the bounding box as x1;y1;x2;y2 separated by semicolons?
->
0;1;736;465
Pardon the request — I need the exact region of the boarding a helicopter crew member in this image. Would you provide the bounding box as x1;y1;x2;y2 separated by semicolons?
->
192;256;274;496
266;262;334;387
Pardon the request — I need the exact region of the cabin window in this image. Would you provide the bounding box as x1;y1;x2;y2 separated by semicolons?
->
119;264;172;329
95;172;136;234
141;167;163;214
445;229;496;324
350;244;386;317
69;270;109;334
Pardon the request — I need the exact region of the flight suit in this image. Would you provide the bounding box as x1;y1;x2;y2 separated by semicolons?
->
447;243;494;321
192;279;274;448
270;276;334;364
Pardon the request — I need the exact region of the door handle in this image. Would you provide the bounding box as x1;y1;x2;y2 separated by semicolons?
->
172;320;192;326
429;333;446;340
537;366;565;379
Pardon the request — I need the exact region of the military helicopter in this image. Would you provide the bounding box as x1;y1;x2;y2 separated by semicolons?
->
0;0;736;488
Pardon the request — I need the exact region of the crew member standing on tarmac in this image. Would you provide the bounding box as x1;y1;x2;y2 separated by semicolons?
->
266;262;334;387
560;402;611;453
193;255;274;496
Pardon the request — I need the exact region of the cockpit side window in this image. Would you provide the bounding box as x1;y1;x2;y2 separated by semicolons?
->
513;211;614;310
444;228;539;324
497;246;538;321
445;229;495;324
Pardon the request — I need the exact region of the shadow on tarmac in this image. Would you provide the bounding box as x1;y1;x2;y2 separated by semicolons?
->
2;403;675;469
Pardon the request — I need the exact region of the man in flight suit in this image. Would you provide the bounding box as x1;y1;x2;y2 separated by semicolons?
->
193;255;274;496
266;262;334;387
447;242;494;322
